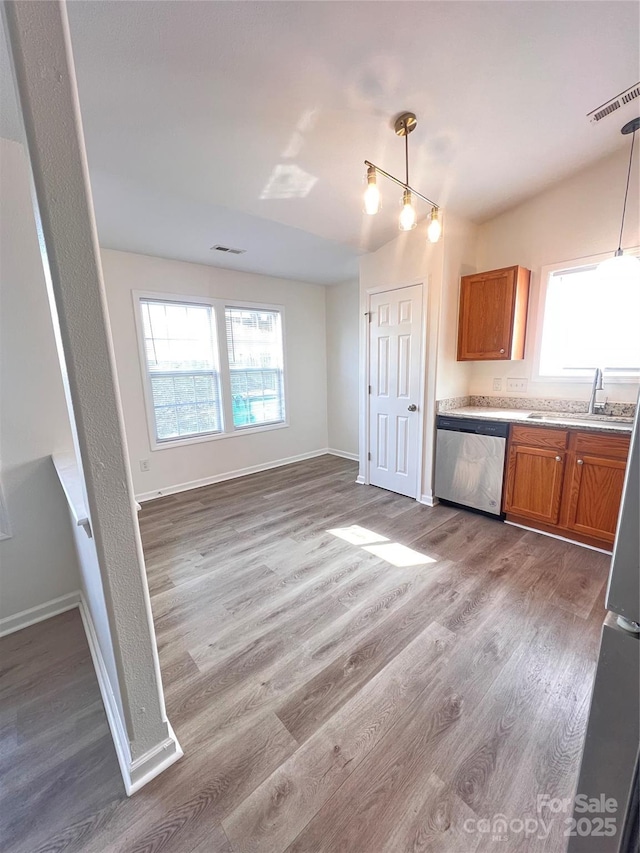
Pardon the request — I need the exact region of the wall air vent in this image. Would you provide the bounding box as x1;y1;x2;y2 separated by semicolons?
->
588;83;640;124
210;244;246;255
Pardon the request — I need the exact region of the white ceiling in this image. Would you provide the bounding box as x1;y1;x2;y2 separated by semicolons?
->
2;1;639;284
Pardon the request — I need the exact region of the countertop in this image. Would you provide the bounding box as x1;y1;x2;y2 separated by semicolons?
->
440;406;634;434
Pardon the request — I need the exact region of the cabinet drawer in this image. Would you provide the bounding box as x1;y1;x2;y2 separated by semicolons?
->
510;425;568;450
571;430;631;460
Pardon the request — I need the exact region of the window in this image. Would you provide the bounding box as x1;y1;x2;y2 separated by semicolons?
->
136;294;286;447
140;299;222;442
538;259;640;378
226;307;285;428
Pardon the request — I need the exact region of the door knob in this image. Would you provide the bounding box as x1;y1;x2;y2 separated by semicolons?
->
408;404;417;412
499;348;505;354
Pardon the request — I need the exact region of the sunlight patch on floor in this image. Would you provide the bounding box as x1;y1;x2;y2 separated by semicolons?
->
327;526;436;568
327;525;389;546
362;542;437;568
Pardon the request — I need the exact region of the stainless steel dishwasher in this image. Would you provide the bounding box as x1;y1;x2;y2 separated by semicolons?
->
434;416;508;516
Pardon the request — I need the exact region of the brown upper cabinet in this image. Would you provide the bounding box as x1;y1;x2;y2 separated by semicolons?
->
457;265;530;361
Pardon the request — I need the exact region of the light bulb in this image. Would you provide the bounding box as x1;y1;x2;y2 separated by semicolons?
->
427;207;441;243
597;250;640;284
399;189;417;231
363;179;381;215
363;166;380;215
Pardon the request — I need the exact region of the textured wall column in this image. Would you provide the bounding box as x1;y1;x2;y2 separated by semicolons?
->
2;0;181;783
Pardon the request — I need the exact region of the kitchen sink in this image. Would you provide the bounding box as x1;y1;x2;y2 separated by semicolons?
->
527;412;634;427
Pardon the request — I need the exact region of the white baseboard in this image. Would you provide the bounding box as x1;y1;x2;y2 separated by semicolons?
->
503;521;612;555
78;593;183;796
78;594;132;785
327;448;359;462
355;474;366;485
0;591;80;638
136;448;332;503
418;494;439;507
128;721;183;795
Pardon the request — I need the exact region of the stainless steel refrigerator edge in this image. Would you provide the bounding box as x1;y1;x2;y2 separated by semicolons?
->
569;397;640;853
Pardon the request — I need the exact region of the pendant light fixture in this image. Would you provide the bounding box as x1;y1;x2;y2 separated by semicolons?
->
598;116;640;281
363;112;441;242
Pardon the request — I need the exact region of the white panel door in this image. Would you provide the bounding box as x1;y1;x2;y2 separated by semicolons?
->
368;285;422;498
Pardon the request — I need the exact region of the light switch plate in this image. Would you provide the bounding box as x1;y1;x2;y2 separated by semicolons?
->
507;378;528;393
493;378;502;391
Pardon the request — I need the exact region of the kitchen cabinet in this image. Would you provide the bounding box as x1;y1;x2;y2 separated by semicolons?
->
562;432;630;545
457;265;530;361
504;424;631;550
504;426;567;525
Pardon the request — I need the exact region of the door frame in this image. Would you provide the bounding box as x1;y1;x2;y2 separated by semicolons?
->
361;279;428;501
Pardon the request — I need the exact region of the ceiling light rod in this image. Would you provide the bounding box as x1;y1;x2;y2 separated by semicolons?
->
363;159;439;209
614;116;639;255
596;115;640;281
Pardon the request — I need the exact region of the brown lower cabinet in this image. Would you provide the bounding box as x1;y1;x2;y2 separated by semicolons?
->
503;424;631;550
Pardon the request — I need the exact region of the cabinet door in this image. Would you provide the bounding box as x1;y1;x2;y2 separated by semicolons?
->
457;268;516;360
564;453;628;544
504;444;565;524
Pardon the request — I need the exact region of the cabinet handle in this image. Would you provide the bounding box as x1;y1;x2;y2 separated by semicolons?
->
577;459;584;465
499;348;505;354
555;456;562;462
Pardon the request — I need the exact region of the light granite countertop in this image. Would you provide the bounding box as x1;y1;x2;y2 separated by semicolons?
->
440;406;634;434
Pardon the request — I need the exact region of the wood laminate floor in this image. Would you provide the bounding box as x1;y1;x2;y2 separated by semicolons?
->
1;456;610;853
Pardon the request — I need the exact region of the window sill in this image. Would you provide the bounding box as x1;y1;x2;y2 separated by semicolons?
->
151;420;289;451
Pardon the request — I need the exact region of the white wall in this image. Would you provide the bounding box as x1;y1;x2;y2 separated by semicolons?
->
0;138;80;620
473;147;640;403
0;135;123;726
326;279;359;457
101;249;329;497
436;213;478;401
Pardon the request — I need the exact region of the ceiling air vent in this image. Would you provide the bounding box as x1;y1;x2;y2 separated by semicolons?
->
210;244;246;255
588;83;640;124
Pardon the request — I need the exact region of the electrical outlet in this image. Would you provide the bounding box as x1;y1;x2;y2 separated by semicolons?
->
139;459;150;472
506;378;528;393
493;378;502;391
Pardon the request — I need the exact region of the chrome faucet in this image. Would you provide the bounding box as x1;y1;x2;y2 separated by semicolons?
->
588;368;606;414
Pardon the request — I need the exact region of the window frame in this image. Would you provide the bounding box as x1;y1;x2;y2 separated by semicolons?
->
133;290;288;451
533;248;640;384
